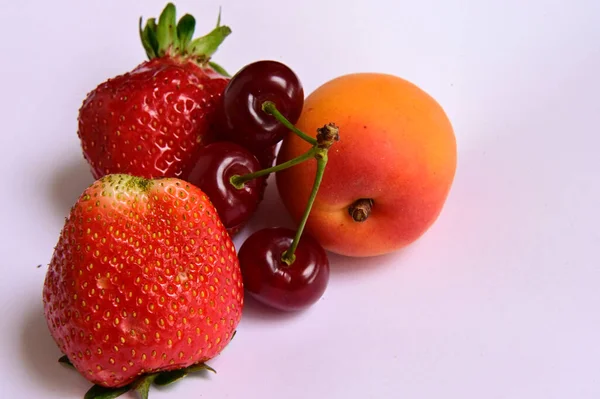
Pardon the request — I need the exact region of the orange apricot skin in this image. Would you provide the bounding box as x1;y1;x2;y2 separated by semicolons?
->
276;73;457;258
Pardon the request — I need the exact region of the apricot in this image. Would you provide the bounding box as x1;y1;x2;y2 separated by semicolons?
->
276;73;457;257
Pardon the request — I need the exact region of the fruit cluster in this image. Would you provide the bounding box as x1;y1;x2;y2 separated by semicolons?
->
42;2;457;398
44;3;340;398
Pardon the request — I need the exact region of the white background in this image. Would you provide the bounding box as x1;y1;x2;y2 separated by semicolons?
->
1;0;599;398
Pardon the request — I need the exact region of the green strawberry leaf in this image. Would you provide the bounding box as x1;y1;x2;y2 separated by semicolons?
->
177;14;196;50
83;384;130;399
156;2;179;55
208;61;231;77
216;6;222;27
153;369;188;386
188;25;232;59
133;374;158;399
58;355;74;368
153;362;216;386
140;17;158;59
187;363;216;374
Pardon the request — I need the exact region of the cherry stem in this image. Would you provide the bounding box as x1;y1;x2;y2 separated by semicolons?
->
281;150;328;265
230;147;317;189
230;101;323;189
281;124;338;264
231;99;339;266
262;101;318;145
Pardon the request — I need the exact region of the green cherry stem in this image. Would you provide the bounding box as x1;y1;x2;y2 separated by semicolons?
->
262;101;317;145
230;147;316;189
281;123;339;264
281;151;327;265
230;99;340;266
230;100;323;189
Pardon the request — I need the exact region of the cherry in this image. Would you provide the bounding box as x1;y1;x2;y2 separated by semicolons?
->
255;143;279;169
186;142;262;230
217;60;304;151
219;102;339;312
238;227;330;311
232;111;340;312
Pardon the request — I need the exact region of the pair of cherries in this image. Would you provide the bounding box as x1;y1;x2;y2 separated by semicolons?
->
185;60;331;311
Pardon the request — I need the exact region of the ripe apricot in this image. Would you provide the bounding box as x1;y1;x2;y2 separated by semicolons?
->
276;73;457;257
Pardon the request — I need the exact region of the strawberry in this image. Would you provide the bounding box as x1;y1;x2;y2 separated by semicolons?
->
77;3;232;180
42;174;243;396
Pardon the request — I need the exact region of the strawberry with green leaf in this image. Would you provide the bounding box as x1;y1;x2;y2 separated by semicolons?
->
43;174;244;398
78;3;232;180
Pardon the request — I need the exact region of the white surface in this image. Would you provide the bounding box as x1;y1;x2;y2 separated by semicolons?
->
1;0;599;398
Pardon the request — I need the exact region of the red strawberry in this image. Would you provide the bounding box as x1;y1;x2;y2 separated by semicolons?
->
78;3;232;180
42;174;243;396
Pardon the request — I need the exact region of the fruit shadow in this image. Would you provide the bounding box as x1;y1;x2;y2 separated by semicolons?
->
46;155;94;222
240;295;304;322
247;176;296;229
327;248;408;277
231;174;296;249
20;303;92;397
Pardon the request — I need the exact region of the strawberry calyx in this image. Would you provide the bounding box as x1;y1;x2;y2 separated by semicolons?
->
139;2;231;76
59;355;216;399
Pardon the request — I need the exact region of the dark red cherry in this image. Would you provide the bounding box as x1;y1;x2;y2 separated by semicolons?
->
186;142;262;229
255;143;279;169
218;60;304;151
238;227;330;311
